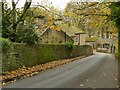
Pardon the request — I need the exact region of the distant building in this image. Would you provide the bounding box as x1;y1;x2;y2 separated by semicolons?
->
85;31;117;53
85;37;97;49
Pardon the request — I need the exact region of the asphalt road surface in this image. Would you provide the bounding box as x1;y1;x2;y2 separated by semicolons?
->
3;52;118;88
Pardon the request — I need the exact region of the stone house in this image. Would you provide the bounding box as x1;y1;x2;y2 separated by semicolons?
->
59;24;86;45
74;32;86;45
33;15;72;44
96;37;116;53
39;28;73;44
85;32;117;53
35;23;73;44
85;37;97;49
34;15;86;45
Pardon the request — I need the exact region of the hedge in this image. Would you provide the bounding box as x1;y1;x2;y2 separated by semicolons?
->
2;44;93;72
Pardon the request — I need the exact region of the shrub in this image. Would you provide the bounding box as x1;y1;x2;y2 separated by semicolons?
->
115;49;118;59
0;37;11;52
65;42;73;50
0;37;11;45
1;38;19;72
22;28;38;45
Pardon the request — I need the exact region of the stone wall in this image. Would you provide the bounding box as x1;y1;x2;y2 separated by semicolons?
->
2;44;93;72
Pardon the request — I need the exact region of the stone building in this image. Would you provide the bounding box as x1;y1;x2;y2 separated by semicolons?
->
85;32;117;53
34;15;86;45
37;25;74;44
59;24;86;45
85;37;97;49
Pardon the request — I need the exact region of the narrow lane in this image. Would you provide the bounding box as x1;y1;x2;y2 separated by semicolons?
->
3;53;118;88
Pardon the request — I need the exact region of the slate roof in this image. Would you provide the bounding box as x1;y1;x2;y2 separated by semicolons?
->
96;37;116;44
85;37;116;45
85;37;98;42
36;23;85;37
58;24;85;36
35;23;53;37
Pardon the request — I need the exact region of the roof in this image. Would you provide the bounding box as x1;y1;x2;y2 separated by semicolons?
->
35;23;74;41
75;32;86;35
58;24;85;36
85;37;97;42
36;23;64;36
36;23;85;37
35;24;52;37
96;37;116;44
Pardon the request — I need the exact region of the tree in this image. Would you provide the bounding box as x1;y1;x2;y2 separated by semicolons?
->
109;2;120;59
2;0;39;44
63;2;118;38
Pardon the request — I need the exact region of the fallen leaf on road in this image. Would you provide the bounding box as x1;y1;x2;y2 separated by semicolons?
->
80;84;84;87
92;80;96;82
1;55;89;85
86;79;89;81
103;74;106;76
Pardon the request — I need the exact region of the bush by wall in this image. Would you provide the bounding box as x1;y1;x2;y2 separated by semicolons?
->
65;42;74;50
115;48;119;60
1;38;18;72
2;44;93;72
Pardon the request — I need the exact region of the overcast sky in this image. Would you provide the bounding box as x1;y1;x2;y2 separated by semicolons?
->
3;0;71;10
49;0;71;10
2;0;119;10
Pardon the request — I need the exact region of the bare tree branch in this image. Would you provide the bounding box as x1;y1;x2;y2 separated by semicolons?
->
32;5;62;17
76;2;99;11
7;0;19;15
9;0;32;30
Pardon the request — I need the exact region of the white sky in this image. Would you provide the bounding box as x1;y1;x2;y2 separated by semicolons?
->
49;0;71;10
3;0;71;10
2;0;118;10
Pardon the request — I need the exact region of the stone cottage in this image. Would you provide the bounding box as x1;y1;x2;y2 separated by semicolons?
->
34;15;72;44
34;15;86;45
85;36;97;49
38;24;73;44
85;32;117;53
59;24;86;45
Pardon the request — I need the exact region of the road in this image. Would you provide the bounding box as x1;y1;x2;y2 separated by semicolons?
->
3;53;118;88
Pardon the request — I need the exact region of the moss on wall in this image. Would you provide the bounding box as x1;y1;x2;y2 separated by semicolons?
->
2;44;93;72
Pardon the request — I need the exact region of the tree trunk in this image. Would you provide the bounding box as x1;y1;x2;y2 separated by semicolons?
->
12;0;17;32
